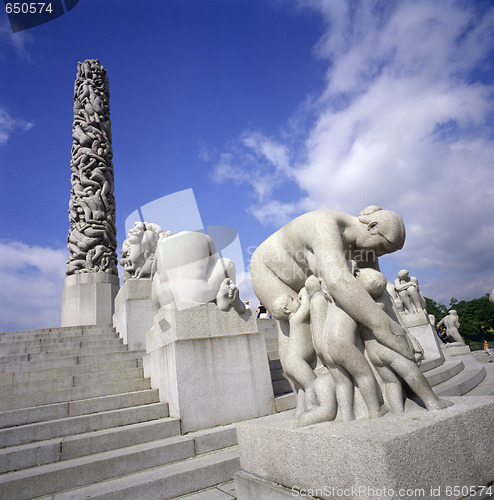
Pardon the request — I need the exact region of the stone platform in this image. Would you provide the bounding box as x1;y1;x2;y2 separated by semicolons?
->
144;303;275;433
61;273;120;327
235;396;494;500
113;278;153;350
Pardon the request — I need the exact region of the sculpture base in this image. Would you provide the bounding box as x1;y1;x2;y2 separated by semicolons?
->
400;310;444;363
143;303;275;433
113;279;153;350
61;273;119;327
443;343;472;356
235;396;494;500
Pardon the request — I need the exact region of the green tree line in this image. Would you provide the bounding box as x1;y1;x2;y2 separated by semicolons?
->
424;294;494;347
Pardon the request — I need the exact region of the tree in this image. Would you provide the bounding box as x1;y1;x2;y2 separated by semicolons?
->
425;294;494;343
453;295;494;341
424;297;447;324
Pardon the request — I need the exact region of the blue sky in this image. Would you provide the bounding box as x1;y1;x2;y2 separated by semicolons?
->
1;0;494;331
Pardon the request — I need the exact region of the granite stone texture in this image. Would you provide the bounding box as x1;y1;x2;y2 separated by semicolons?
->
113;278;153;350
61;273;119;327
143;303;275;433
235;396;494;500
401;310;445;362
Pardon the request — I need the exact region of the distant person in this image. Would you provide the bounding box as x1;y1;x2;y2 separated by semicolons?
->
484;340;492;362
436;327;448;343
256;303;269;319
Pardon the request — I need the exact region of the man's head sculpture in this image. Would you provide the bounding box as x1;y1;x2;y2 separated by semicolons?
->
357;206;406;256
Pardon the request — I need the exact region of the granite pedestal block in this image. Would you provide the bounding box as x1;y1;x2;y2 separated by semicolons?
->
443;343;472;357
143;303;275;433
113;278;153;350
61;273;120;327
401;310;444;363
235;396;494;500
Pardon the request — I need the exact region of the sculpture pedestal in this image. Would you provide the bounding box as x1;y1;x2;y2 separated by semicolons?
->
113;279;153;350
401;310;444;365
61;273;119;327
235;396;494;500
443;343;472;357
143;303;275;433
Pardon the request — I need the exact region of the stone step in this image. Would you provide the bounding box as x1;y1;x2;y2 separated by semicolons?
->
0;388;160;428
0;358;142;387
464;365;494;396
0;377;152;411
0;425;238;500
32;446;240;500
0;340;128;358
433;364;486;397
0;367;144;397
0;325;116;342
0;343;129;365
0;416;180;473
418;356;445;373
274;393;296;413
270;367;284;382
173;480;236;499
0;349;145;373
0;401;169;447
0;331;118;349
0;336;122;355
423;359;465;387
272;379;292;396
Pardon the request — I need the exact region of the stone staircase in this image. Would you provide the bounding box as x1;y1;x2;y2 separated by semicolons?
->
0;325;239;499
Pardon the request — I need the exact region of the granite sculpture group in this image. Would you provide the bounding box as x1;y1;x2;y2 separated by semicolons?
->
118;205;454;428
62;61;455;429
250;206;452;425
57;58;493;500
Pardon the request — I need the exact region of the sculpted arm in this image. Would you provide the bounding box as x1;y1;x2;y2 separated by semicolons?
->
292;288;310;324
310;222;414;359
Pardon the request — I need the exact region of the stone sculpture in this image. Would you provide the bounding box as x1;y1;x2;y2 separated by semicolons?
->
152;230;246;314
437;310;464;344
394;269;425;314
250;206;452;425
121;222;164;282
490;289;494;305
66;59;118;276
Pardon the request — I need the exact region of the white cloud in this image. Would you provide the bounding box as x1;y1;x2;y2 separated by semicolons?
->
210;0;494;302
0;109;34;145
0;241;67;331
211;131;295;205
0;18;34;61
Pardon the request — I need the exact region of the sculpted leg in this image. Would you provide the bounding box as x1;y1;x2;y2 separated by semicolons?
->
323;307;384;419
386;354;453;410
297;371;337;427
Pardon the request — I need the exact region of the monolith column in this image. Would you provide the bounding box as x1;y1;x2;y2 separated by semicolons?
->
61;59;119;326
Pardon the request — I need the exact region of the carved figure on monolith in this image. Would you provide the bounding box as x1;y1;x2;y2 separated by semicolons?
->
66;59;117;276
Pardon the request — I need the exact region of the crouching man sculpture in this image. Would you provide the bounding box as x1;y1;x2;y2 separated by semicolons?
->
250;206;452;426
